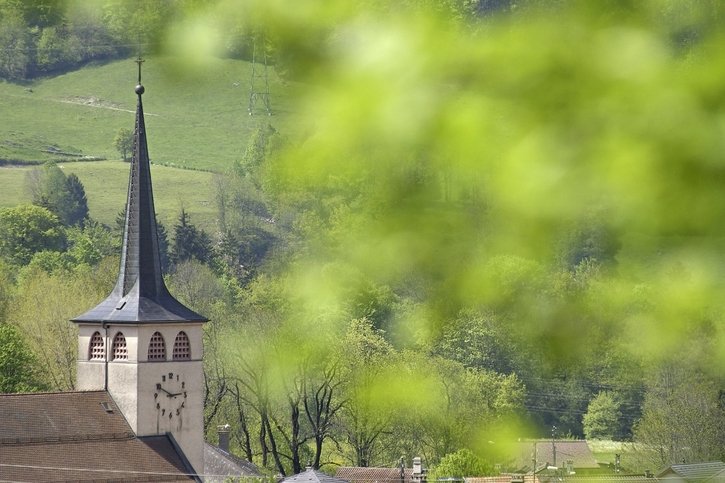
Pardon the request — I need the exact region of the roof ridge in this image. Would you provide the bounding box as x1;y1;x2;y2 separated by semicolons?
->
0;431;136;446
0;390;108;397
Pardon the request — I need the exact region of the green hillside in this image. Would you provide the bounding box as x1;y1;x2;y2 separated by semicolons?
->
0;56;300;172
0;161;218;233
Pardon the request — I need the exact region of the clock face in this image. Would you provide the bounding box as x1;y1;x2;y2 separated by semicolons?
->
154;372;187;421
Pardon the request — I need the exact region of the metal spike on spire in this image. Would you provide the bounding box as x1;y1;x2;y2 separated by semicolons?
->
135;55;144;85
72;64;207;325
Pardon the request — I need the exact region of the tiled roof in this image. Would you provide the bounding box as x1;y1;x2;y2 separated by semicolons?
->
335;467;413;483
0;435;195;482
508;441;600;471
658;462;725;481
284;467;351;483
0;391;196;482
466;477;523;483
0;391;133;443
548;477;657;482
203;443;263;482
466;474;655;483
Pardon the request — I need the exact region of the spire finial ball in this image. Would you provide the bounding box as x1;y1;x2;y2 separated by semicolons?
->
135;84;145;95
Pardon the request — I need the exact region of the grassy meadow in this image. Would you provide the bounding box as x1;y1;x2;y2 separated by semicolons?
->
0;161;218;233
0;55;300;232
0;55;299;171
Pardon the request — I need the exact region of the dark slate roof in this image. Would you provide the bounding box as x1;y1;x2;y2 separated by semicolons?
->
0;391;196;482
658;462;725;481
203;443;263;482
285;467;351;483
72;81;206;324
335;467;413;483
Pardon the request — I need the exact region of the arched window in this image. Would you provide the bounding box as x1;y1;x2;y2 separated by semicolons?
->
173;331;191;360
89;331;104;360
148;332;166;361
112;332;128;361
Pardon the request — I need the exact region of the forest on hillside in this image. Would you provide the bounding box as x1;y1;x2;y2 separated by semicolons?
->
1;0;725;477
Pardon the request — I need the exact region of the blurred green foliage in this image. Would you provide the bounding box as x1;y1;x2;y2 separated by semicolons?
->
3;0;725;473
135;0;725;470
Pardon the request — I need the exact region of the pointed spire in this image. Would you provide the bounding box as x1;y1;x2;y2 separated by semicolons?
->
73;64;206;324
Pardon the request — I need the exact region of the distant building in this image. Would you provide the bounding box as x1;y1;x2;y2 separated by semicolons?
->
286;466;351;483
657;462;725;482
204;425;264;482
506;440;600;474
336;457;426;483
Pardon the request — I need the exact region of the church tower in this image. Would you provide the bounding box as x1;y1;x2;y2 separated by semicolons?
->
72;63;207;474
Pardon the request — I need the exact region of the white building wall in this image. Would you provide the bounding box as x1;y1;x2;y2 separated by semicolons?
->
76;322;205;475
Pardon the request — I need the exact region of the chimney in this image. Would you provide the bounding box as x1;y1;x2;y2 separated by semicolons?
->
413;457;422;475
413;457;426;483
218;424;231;453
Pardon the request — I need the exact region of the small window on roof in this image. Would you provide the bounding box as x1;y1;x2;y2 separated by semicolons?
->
173;331;191;360
89;331;104;360
148;332;166;361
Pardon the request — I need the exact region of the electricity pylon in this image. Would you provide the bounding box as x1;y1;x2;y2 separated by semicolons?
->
248;33;271;116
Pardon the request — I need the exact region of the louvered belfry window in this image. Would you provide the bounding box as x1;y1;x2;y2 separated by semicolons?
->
89;331;105;360
173;331;191;360
148;332;166;361
112;332;128;361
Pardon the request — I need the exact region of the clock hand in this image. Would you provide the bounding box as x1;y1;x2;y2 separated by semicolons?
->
158;387;174;396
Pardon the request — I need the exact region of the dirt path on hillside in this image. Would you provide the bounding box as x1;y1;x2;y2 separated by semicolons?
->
59;96;159;116
0;91;158;116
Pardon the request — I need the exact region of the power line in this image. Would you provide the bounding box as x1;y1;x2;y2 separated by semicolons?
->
0;42;153;54
0;462;268;481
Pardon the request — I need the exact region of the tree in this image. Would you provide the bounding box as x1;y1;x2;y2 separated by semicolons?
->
26;162;89;226
583;391;621;440
557;207;621;270
430;449;492;480
0;324;46;393
0;260;15;320
114;127;133;161
167;259;225;314
66;221;118;267
36;26;65;71
64;173;90;226
0;205;65;266
633;364;725;468
10;259;116;390
235;124;278;183
171;208;213;266
337;318;397;467
26;162;66;211
430;309;522;375
303;357;344;469
0;7;31;80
